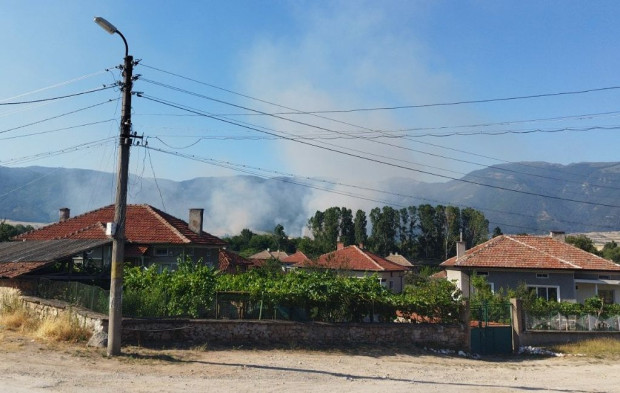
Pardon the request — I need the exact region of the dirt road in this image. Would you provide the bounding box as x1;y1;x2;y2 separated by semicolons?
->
0;331;618;393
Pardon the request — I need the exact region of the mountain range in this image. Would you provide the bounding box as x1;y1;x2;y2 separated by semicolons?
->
1;162;620;237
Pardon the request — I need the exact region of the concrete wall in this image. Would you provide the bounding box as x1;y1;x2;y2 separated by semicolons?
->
13;295;468;350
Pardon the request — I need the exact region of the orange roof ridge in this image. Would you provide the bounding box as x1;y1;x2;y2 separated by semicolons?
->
354;246;387;271
60;221;107;240
144;205;190;244
507;235;583;269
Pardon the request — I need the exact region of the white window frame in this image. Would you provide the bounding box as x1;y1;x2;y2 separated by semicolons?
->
528;285;560;301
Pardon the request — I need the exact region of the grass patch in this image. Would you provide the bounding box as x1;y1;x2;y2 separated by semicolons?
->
549;338;620;358
1;288;91;343
36;313;92;343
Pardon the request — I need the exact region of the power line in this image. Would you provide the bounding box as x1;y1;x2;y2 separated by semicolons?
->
0;119;117;141
0;99;118;136
0;69;112;103
0;137;116;166
0;85;116;106
143;145;618;233
140;77;620;193
139;93;620;209
140;63;620;113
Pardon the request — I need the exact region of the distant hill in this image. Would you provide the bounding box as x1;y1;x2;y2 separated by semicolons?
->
1;162;620;236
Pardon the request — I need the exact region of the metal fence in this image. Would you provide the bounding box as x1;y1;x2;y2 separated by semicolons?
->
34;279;110;314
526;312;620;331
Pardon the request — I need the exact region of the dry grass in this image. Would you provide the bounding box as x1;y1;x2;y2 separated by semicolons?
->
1;288;91;343
36;313;92;343
550;338;620;359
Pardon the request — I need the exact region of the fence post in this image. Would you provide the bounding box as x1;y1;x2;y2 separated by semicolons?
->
510;298;523;352
460;300;471;351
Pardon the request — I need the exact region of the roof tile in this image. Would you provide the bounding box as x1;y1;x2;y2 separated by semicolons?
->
441;235;620;271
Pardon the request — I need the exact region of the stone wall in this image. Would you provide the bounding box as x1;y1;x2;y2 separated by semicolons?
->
121;318;468;349
11;295;468;349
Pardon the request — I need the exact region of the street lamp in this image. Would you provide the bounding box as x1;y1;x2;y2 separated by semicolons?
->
94;16;133;357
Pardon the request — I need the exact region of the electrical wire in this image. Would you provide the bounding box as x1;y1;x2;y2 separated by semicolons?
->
0;69;112;102
140;78;620;193
142;144;618;233
0;119;117;141
0;137;117;166
139;63;620;113
139;65;620;186
139;93;620;209
0;85;116;106
0;99;118;136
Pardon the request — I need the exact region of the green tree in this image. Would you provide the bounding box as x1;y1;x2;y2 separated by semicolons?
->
492;226;503;238
353;209;368;247
602;241;620;263
417;204;439;259
0;221;34;242
444;206;461;259
398;206;417;260
566;234;599;255
339;207;355;246
368;206;399;256
308;207;341;253
461;207;489;248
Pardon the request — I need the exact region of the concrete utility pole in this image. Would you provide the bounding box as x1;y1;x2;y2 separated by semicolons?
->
94;16;133;357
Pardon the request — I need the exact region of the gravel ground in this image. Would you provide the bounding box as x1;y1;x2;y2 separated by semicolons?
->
0;330;619;393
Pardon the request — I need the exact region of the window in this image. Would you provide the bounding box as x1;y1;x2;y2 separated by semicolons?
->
528;286;559;301
599;289;614;304
536;273;549;279
154;247;170;256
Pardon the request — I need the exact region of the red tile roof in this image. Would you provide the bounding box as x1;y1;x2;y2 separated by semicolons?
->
15;204;225;246
281;251;311;265
218;249;252;274
299;245;407;272
441;235;620;272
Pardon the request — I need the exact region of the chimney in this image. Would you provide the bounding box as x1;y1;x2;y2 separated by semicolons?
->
456;231;466;259
59;208;70;222
188;208;204;234
358;243;364;249
337;241;344;250
550;231;566;242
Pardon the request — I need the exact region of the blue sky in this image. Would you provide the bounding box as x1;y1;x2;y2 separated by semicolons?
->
2;1;620;224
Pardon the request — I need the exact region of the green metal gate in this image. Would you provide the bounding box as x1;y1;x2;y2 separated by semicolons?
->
470;301;513;355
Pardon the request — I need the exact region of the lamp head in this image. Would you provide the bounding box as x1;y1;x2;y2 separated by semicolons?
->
94;17;117;35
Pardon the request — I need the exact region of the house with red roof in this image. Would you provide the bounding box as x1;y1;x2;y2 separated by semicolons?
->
280;250;311;271
295;243;409;293
2;205;234;278
440;232;620;304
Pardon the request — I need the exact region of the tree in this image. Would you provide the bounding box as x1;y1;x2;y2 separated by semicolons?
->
461;208;489;248
417;204;439;259
444;206;461;259
399;206;417;260
566;235;599;255
353;209;368;247
492;226;503;238
602;241;620;263
307;207;341;253
339;207;355;246
273;224;291;252
368;206;399;256
0;221;34;242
